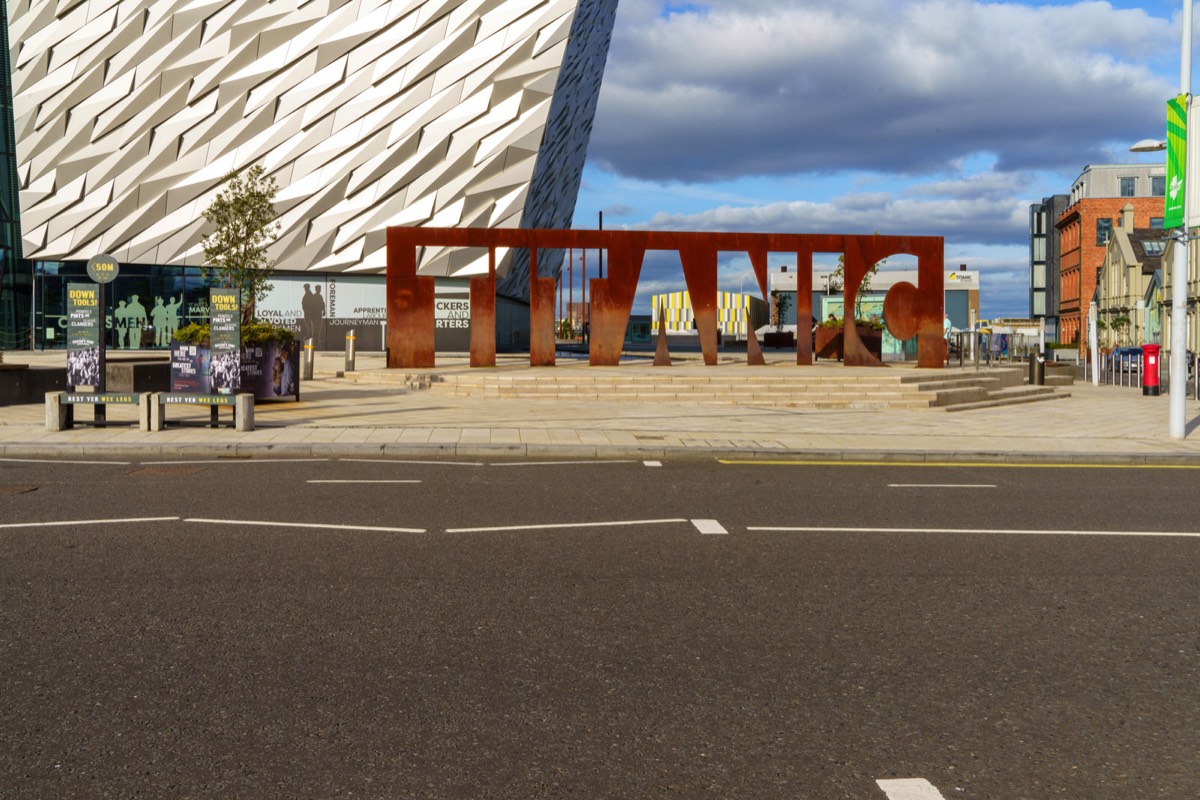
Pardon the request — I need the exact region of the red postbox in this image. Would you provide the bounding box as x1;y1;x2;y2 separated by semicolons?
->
1142;344;1162;396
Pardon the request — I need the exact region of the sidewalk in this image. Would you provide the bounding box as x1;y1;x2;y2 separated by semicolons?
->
3;350;1200;464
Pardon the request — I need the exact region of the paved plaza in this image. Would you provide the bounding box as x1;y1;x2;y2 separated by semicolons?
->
2;350;1199;463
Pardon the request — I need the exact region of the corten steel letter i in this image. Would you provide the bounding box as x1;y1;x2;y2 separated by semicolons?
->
469;248;497;368
529;248;556;366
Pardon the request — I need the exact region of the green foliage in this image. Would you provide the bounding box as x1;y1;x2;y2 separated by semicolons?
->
170;321;295;348
173;322;210;347
201;164;282;327
770;289;791;332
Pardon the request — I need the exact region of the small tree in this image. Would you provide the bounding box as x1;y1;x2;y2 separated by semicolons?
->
770;289;791;333
202;165;282;327
827;253;882;321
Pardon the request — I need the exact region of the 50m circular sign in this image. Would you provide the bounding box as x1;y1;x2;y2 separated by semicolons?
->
86;253;120;284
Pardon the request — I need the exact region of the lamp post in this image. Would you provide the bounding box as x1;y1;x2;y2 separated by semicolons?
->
1132;0;1192;439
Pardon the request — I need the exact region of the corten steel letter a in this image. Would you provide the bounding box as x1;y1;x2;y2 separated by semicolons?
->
469;248;497;368
386;228;436;368
529;248;556;367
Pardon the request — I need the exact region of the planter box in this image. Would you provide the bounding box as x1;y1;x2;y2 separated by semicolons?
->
763;331;795;349
814;326;883;361
814;326;841;360
171;341;300;399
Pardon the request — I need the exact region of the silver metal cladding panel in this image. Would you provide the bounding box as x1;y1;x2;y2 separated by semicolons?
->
10;0;617;284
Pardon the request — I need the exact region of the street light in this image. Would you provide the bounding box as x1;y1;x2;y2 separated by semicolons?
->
1131;1;1193;439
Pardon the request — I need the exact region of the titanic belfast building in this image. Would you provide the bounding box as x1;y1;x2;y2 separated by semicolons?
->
0;0;618;350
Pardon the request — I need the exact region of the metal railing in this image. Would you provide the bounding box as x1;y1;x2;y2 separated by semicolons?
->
1089;349;1200;396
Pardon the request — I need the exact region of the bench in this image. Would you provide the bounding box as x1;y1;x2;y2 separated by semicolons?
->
46;391;148;430
45;391;254;432
151;393;254;431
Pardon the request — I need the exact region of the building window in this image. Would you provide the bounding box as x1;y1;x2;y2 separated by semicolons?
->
1097;218;1113;245
1150;217;1164;229
1152;175;1166;197
1120;177;1136;197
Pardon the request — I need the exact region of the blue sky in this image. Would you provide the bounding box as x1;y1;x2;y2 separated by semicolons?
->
575;0;1184;318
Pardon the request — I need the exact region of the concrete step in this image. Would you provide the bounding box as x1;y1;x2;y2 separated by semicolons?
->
943;386;1069;412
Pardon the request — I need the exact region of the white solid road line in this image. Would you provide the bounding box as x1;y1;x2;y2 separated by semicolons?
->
186;518;425;533
141;458;329;465
876;778;948;800
749;525;1200;538
888;483;996;488
490;460;639;467
0;457;132;465
691;519;728;535
447;518;689;533
0;516;180;530
306;479;421;484
338;458;484;466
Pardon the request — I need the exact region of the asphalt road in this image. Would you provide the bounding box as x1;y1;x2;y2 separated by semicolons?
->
2;456;1198;799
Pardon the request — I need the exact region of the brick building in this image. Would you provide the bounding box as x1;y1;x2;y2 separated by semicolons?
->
1054;165;1165;346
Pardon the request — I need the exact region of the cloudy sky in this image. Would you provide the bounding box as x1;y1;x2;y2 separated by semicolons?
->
574;0;1181;318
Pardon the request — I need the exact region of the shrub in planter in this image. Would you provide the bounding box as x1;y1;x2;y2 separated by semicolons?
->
171;322;300;399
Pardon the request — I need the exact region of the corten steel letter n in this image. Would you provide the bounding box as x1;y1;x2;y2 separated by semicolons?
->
386;228;436;368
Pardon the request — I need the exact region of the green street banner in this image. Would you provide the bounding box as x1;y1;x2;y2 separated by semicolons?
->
1165;94;1187;229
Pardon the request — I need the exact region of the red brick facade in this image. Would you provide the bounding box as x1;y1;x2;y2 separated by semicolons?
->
1057;197;1163;346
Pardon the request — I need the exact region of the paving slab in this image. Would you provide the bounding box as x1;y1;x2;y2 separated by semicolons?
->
2;350;1200;463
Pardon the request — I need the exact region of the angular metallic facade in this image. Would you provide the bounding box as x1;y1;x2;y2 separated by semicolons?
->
9;0;617;297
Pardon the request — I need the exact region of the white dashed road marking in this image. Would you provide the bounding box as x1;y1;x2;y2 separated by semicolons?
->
338;458;484;466
490;460;639;467
876;778;948;799
0;457;132;465
0;516;180;530
691;519;727;535
644;461;663;467
888;483;995;488
447;518;688;533
186;518;425;533
748;525;1200;538
306;479;421;484
141;458;329;465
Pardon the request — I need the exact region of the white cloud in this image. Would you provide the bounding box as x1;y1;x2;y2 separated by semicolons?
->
635;181;1030;246
591;0;1173;181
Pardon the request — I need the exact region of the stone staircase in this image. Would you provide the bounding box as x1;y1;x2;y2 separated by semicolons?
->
342;363;1071;411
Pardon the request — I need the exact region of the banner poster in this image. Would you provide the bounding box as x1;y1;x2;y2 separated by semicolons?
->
209;288;241;393
170;342;212;393
434;281;471;351
240;340;301;400
66;282;102;387
254;274;386;350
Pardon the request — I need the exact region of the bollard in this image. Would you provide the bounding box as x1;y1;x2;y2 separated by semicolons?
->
45;392;68;431
138;393;152;431
149;393;166;431
303;337;314;381
344;329;356;372
234;393;255;432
